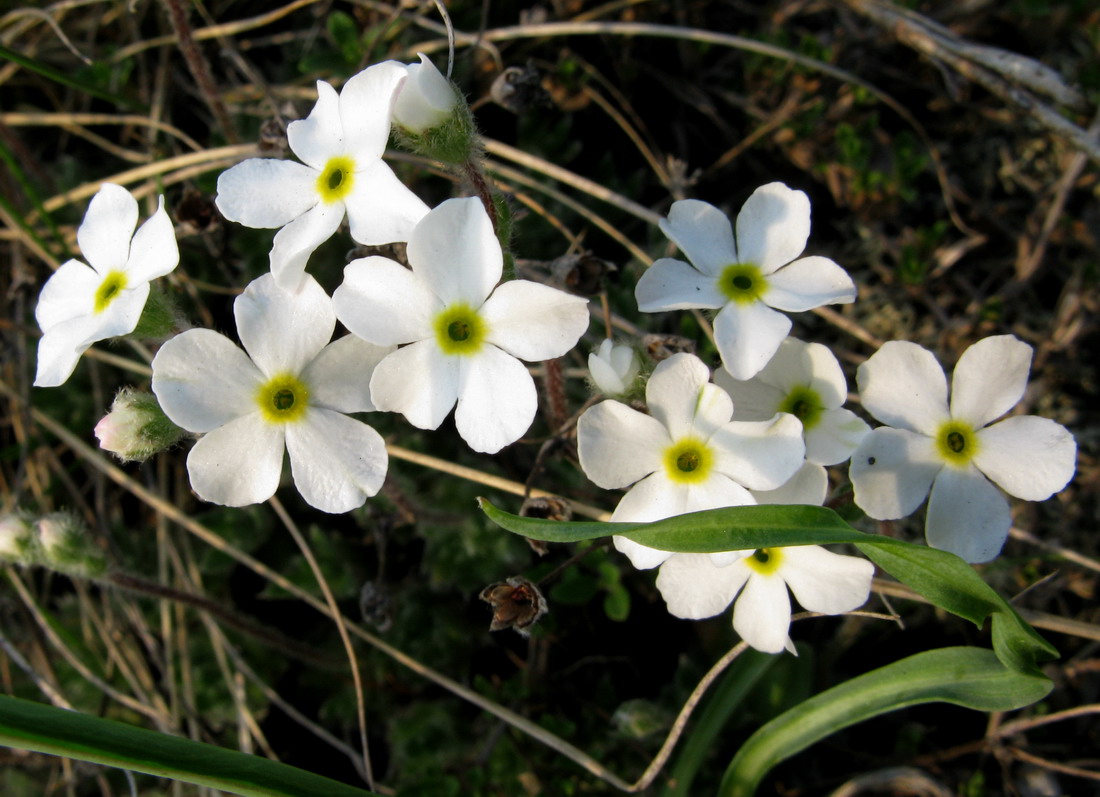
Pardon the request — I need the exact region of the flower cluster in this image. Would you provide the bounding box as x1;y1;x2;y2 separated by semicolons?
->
32;51;1077;657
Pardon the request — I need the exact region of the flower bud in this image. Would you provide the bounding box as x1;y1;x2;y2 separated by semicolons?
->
588;339;639;396
95;388;184;463
0;513;37;565
393;54;458;135
36;513;107;578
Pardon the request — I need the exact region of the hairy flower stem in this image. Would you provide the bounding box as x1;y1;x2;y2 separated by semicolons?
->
106;571;340;670
462;159;498;234
160;0;238;144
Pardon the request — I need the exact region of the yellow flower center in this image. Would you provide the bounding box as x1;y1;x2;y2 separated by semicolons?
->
663;437;713;484
717;262;766;304
745;548;783;575
935;419;978;467
255;373;310;424
316;156;355;204
94;271;128;314
778;385;824;430
434;303;487;356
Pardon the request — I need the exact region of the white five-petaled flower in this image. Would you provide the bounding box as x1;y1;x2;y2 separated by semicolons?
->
636;184;856;380
35;183;179;387
332;197;590;454
393;53;458;134
588;339;640;396
576;353;806;570
656;544;875;654
215;61;429;291
151;273;393;513
715;337;870;488
849;336;1077;563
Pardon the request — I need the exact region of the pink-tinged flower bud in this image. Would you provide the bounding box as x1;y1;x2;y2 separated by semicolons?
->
95;388;183;463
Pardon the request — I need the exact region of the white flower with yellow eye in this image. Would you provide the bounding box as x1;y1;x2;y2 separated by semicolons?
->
332;197;590;454
576;353;805;570
35;183;178;387
215;61;428;291
850;336;1077;563
151;273;393;513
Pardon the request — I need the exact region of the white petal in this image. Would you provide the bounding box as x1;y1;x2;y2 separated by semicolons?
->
684;472;756;512
973;416;1076;501
407;197;500;306
713;366;785;421
659;199;738;276
781;546;874;614
765;257;856;311
34;285;149;387
186;414;284;507
645;353;716;440
849;427;942;519
301;334;395;414
804;408;870;466
287;81;344;170
612;535;674;570
656;553;747;619
455;345;537;453
151;329;263;432
708;413;805;491
333;256;438;345
268;202;345;292
339;61;408;162
36;260;98;332
735;183;810;274
732;572;792;654
215;158;319;227
235;273;334;377
343;160;430;246
285;409;388;512
751;461;828;506
857;341;948;435
635;258;726;312
691;384;738;441
481;280;590;361
589;350;628;394
124;196;179;283
369;340;458;430
77;183;138;272
393;54;456;133
577;400;669;489
712;301;791;381
950;335;1033;428
610;471;689;523
926;466;1011;563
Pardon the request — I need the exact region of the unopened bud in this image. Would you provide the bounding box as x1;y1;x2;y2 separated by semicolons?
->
588;339;640;396
95;388;184;463
0;513;37;564
36;512;107;578
392;54;477;165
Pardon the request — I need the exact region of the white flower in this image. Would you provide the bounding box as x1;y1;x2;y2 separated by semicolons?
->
393;53;458;134
576;353;805;569
715;337;870;468
588;339;639;395
215;61;429;291
636;184;856;380
849;336;1077;563
332;197;590;454
35;183;178;387
151;273;393;513
655;545;875;654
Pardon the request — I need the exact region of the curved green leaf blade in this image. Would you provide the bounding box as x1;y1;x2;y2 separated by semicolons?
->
478;501;1057;674
0;695;376;797
717;647;1052;797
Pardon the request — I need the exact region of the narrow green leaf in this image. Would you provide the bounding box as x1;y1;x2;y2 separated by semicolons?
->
0;45;143;111
717;647;1052;797
0;696;376;797
478;501;1057;674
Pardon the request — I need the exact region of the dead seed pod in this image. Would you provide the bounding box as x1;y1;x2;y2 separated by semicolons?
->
479;576;547;636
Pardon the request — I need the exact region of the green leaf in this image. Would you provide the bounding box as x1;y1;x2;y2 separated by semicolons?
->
478;501;1057;674
0;44;142;110
0;696;376;797
717;647;1052;797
